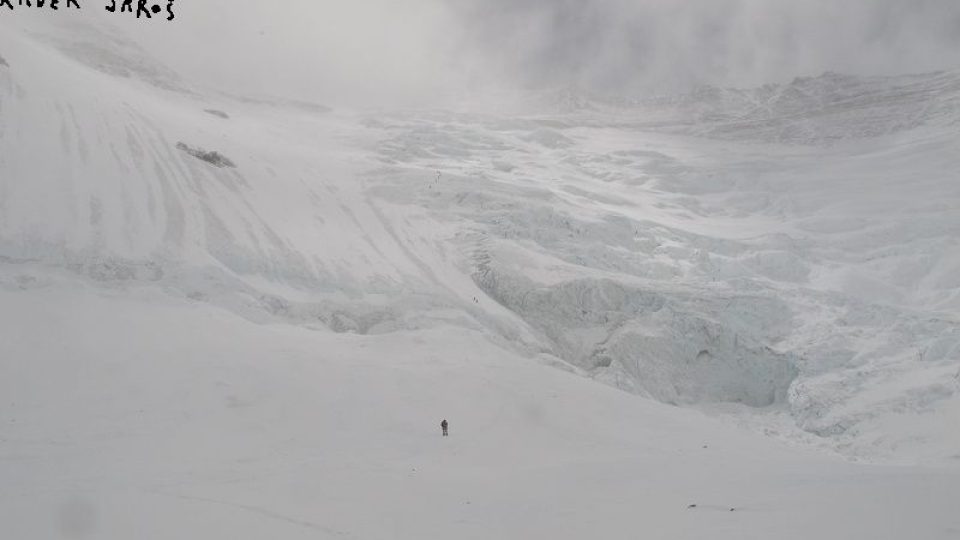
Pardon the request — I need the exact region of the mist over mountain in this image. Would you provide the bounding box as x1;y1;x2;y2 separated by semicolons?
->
43;0;960;106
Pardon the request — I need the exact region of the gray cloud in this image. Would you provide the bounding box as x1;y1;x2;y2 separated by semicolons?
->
105;0;960;104
454;0;960;93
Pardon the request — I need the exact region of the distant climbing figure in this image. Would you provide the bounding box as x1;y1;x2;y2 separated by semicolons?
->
441;419;449;437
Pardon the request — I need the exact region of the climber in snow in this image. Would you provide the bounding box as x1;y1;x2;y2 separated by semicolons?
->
441;419;449;437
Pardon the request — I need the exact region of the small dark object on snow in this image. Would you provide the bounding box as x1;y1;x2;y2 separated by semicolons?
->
730;508;736;512
204;109;230;119
441;419;449;437
687;504;697;509
0;54;8;68
176;142;236;168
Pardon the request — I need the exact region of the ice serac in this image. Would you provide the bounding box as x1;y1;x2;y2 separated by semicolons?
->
474;268;798;407
1;17;958;462
366;70;960;461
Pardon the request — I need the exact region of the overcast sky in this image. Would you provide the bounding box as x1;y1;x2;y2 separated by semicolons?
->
116;0;960;106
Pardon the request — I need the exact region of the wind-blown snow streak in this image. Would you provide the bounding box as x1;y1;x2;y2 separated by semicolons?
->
1;19;958;463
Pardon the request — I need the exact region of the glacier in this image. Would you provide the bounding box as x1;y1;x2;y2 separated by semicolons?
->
1;16;959;540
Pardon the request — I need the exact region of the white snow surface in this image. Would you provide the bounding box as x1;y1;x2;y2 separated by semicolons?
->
1;18;960;539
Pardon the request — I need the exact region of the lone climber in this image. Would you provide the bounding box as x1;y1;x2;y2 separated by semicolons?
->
441;419;449;437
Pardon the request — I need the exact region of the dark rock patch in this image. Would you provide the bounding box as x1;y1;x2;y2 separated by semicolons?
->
204;109;229;119
176;142;236;168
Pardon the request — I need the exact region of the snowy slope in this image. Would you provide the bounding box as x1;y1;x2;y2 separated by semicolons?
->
0;18;507;337
2;16;960;463
1;17;960;537
3;268;960;540
3;15;960;461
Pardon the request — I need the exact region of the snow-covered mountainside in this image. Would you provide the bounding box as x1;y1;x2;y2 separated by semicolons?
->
2;17;960;538
536;70;960;144
633;71;960;144
2;18;959;462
